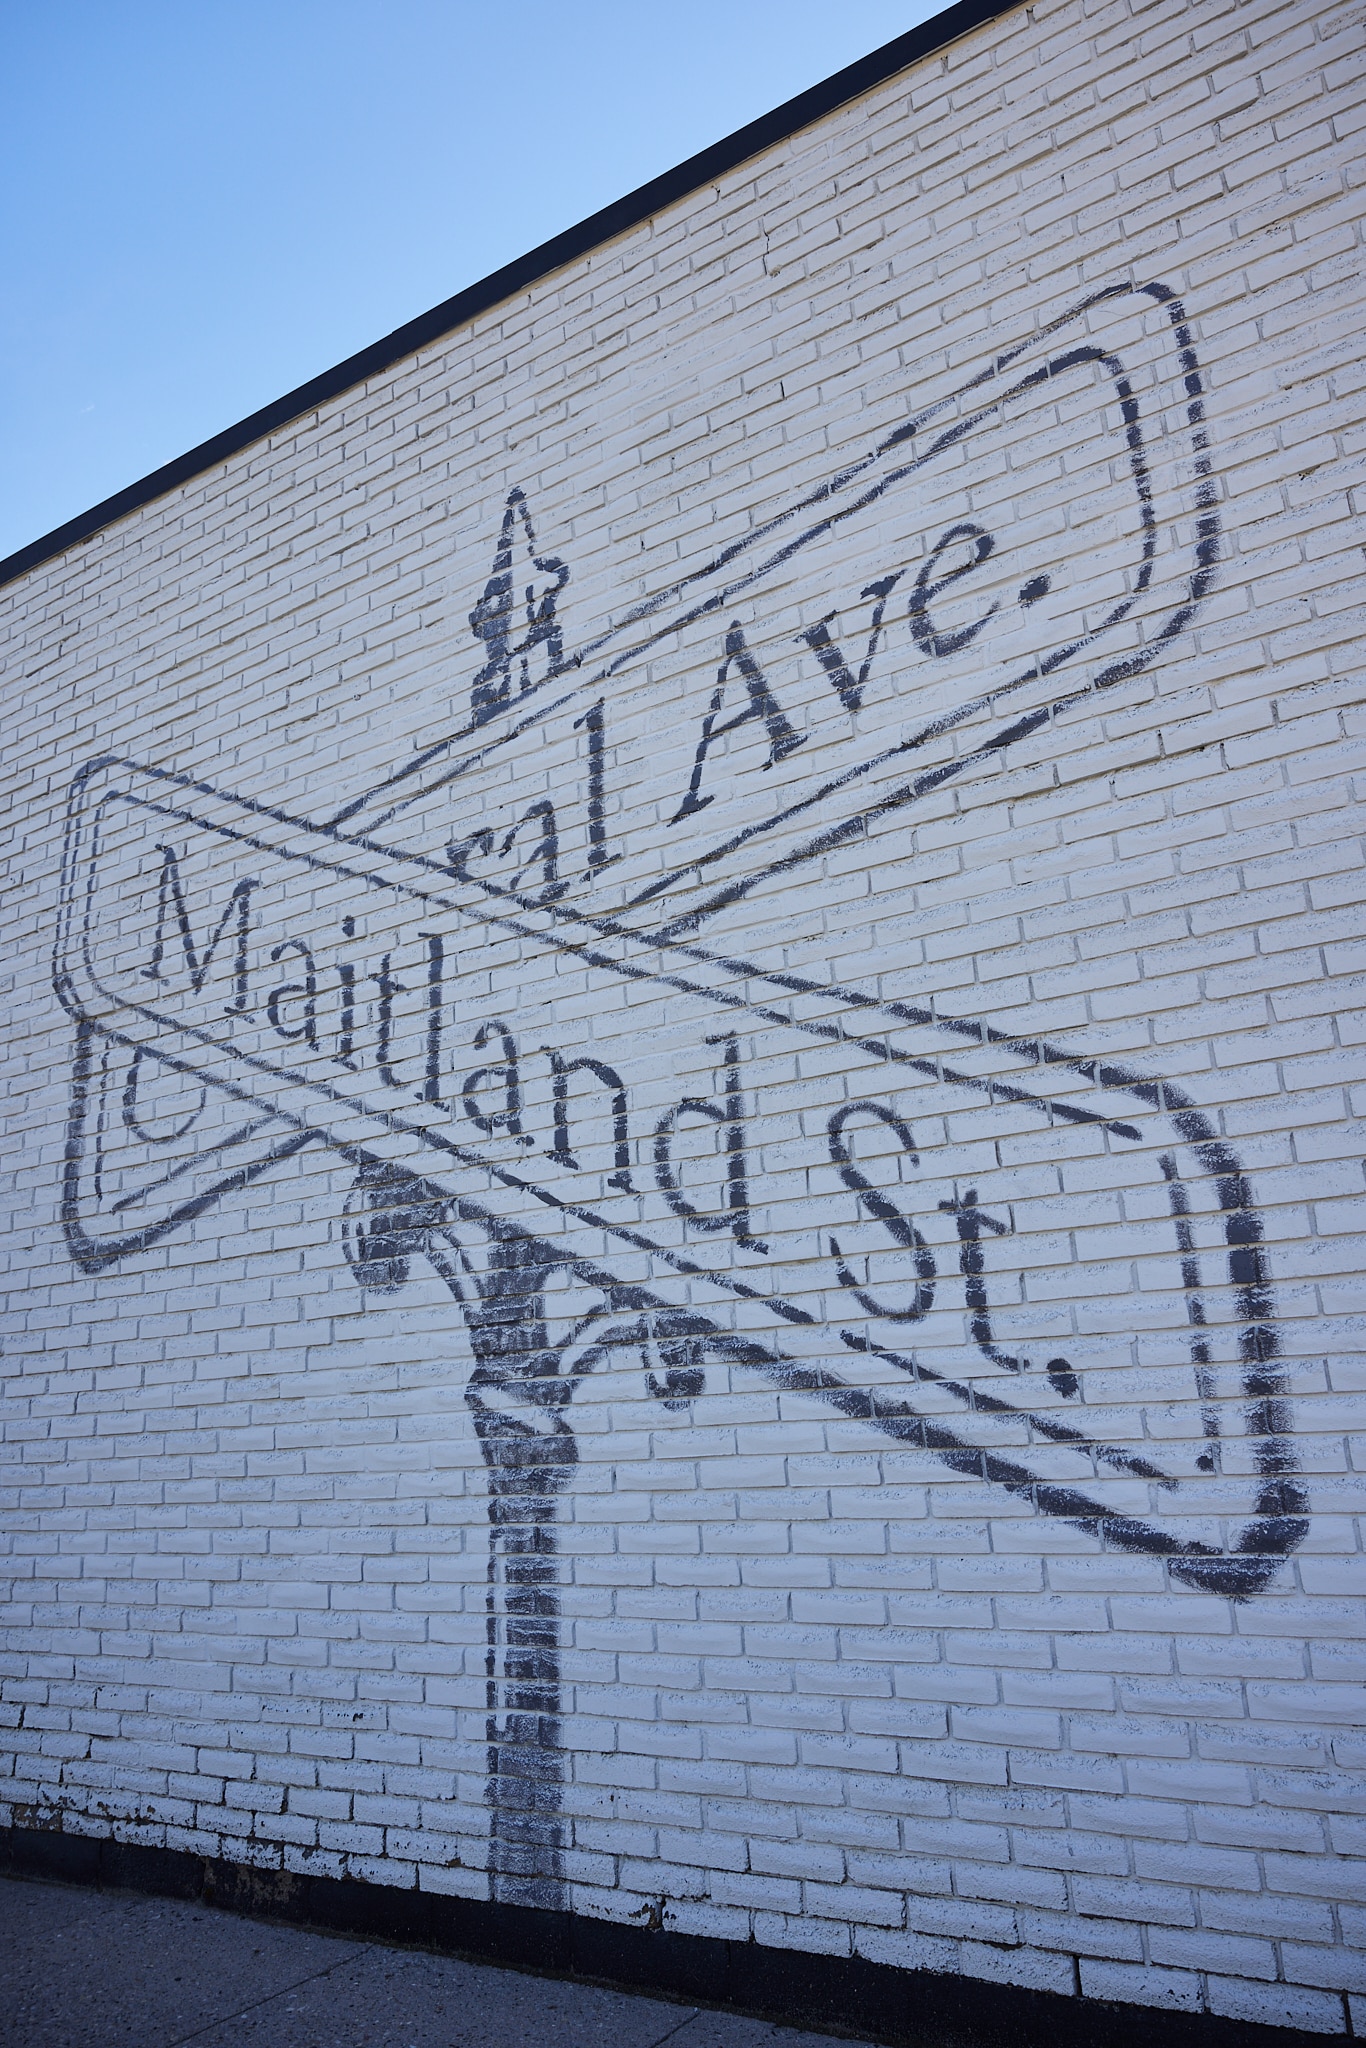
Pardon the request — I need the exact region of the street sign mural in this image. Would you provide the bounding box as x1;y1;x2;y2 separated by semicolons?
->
54;284;1306;1909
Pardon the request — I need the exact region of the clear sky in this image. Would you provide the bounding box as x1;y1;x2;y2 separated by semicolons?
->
2;1;945;563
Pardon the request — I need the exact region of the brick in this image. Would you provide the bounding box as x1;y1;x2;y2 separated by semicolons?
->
2;0;1365;2029
1078;1959;1203;2011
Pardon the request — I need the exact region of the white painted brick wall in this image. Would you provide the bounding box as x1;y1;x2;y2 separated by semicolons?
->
3;0;1366;2029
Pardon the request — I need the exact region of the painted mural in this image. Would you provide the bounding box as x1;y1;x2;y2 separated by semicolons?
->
54;282;1304;1910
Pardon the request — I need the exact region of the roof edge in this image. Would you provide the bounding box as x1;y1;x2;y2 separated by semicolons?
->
0;0;1022;595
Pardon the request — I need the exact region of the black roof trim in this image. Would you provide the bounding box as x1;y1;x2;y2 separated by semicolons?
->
0;0;1021;595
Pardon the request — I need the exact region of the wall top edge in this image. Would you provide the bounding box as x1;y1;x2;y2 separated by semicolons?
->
0;0;1023;598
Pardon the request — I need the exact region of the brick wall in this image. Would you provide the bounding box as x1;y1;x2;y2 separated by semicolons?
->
3;0;1365;2028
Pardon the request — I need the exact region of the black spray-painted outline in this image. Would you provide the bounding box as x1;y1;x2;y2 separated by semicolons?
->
330;281;1216;905
56;761;1305;1594
55;282;1220;1294
53;280;1299;1911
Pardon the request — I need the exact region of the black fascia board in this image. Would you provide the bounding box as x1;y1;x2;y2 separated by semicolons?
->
0;0;1022;595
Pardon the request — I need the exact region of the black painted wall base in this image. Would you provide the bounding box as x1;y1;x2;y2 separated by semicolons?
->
0;1826;1337;2048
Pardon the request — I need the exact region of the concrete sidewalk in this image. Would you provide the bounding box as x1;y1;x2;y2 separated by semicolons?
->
0;1874;874;2048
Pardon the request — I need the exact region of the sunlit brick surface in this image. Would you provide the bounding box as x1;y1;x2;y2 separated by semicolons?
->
3;0;1366;2028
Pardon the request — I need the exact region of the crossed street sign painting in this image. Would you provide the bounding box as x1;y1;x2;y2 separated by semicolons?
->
54;284;1307;1906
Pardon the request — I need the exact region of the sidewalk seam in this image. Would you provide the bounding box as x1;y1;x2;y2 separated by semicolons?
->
645;2011;706;2048
160;1952;366;2048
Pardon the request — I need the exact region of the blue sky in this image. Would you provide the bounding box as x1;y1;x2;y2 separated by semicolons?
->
2;1;943;562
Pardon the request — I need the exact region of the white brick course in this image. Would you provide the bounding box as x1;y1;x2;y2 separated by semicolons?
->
3;0;1366;2027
